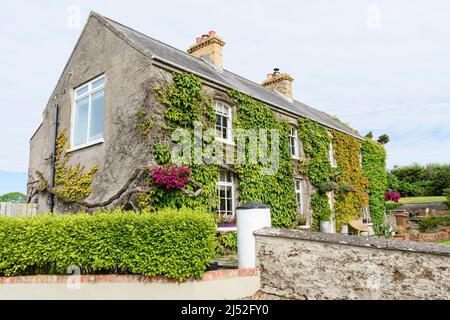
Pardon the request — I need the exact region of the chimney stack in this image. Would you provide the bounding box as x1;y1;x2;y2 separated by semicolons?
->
188;31;225;68
261;68;294;99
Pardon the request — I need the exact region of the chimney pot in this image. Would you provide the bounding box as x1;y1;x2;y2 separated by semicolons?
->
202;34;209;39
196;37;202;43
208;31;216;36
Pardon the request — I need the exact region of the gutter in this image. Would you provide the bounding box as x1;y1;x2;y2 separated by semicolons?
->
48;104;59;213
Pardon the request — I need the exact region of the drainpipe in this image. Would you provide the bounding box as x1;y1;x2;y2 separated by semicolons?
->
48;104;59;213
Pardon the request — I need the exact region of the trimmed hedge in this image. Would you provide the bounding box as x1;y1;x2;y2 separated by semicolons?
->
0;208;216;281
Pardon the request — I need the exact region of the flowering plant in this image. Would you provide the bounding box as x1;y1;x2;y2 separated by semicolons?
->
384;191;401;203
218;216;236;227
151;165;190;189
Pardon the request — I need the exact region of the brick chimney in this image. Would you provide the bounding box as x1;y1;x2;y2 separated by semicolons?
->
261;68;294;99
187;31;225;68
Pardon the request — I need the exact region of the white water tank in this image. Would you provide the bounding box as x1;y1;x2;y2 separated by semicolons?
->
236;201;271;269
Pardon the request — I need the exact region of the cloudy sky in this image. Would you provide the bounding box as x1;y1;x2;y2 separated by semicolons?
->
1;0;449;193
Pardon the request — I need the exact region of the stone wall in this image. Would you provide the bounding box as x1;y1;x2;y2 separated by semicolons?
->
255;228;450;300
399;202;449;216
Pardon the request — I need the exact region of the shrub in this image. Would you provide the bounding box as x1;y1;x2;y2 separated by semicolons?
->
214;231;238;256
384;191;401;203
445;188;450;207
418;216;450;233
0;207;216;281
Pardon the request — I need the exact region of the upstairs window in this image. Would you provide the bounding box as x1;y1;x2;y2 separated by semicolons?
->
216;169;235;219
72;75;105;147
289;127;300;158
215;101;232;144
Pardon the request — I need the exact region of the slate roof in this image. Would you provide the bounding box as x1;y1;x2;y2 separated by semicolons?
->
95;12;361;139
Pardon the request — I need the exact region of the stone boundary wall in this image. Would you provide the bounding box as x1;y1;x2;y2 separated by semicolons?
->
255;228;450;300
399;202;449;215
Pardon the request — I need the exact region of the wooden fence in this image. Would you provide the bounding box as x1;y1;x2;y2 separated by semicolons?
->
0;202;38;217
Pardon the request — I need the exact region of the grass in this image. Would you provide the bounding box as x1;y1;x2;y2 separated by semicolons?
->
438;239;450;245
399;196;447;204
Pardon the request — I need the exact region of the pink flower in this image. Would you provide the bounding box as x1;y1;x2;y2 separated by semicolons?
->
151;165;191;189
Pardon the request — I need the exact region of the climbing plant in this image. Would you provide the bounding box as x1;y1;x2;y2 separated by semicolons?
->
154;71;215;129
361;138;387;227
136;72;218;211
297;118;334;187
332;130;369;231
134;107;157;137
310;193;331;231
228;90;297;228
49;131;99;202
297;118;335;230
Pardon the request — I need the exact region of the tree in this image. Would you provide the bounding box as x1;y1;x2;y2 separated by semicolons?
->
377;134;390;145
428;165;450;196
0;192;26;203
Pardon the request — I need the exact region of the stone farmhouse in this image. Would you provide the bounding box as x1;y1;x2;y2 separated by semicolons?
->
28;12;371;232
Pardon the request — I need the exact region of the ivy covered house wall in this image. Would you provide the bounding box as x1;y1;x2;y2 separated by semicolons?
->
28;12;386;231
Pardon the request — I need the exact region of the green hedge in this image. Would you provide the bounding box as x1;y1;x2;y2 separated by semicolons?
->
0;208;216;281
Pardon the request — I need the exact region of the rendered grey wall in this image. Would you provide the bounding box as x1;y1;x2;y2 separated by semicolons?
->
27;14;312;215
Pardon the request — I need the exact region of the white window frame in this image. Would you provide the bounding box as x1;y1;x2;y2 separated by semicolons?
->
289;127;300;159
329;141;337;167
327;190;336;233
216;169;235;220
70;74;106;151
362;207;371;224
294;178;304;214
214;101;233;145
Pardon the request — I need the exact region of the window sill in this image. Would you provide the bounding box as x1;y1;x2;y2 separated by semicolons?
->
67;138;104;153
217;226;237;232
215;137;235;146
